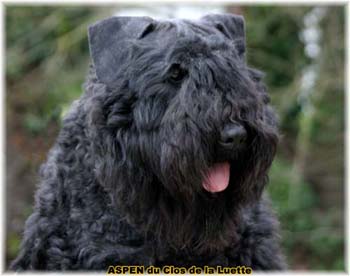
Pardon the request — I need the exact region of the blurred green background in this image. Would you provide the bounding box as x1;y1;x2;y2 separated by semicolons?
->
5;5;345;270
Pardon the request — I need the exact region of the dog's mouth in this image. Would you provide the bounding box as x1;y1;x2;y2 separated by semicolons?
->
202;162;230;193
203;130;250;193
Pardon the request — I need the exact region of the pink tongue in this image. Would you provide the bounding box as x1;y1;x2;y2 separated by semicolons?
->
203;162;230;193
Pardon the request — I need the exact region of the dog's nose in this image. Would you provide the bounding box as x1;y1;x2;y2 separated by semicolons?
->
220;124;247;148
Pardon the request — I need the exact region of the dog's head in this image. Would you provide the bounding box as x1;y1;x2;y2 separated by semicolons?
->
86;14;278;254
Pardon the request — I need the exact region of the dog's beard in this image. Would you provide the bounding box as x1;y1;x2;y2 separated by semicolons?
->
140;186;242;255
104;124;278;255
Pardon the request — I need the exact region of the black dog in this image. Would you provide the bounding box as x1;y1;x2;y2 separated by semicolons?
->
11;14;286;270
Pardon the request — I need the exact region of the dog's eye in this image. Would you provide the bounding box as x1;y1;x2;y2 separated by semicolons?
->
168;64;187;83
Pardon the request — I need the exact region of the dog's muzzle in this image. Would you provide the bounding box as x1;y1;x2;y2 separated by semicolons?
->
203;123;247;193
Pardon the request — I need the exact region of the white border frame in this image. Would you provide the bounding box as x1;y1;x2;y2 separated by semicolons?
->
0;1;348;275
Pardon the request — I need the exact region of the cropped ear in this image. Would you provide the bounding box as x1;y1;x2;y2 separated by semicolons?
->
201;13;246;59
88;16;155;87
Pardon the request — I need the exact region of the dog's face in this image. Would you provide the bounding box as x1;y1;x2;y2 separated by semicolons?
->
87;15;278;253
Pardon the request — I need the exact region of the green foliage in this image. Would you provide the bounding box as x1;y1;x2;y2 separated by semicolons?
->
7;233;21;259
24;113;50;134
269;158;344;270
244;7;309;90
6;6;110;136
244;6;345;269
7;7;94;79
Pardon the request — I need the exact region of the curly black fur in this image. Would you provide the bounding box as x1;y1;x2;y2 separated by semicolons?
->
11;14;287;271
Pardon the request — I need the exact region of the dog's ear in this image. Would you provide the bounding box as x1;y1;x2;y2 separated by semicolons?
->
88;16;155;87
201;14;246;59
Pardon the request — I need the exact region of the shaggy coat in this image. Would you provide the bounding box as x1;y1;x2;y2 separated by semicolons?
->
11;14;286;270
